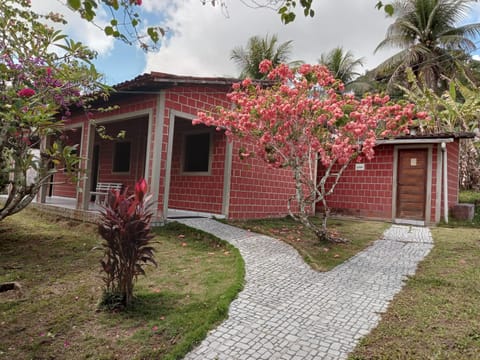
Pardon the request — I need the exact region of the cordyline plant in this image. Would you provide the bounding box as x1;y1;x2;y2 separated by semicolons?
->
98;178;156;309
195;60;426;242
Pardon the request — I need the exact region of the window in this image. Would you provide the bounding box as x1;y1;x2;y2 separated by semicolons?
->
183;132;211;173
113;142;131;173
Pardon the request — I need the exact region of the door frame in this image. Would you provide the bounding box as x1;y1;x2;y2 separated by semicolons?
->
392;144;433;226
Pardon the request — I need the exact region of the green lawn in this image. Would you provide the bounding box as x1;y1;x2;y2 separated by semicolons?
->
0;208;244;360
228;217;389;271
349;226;480;359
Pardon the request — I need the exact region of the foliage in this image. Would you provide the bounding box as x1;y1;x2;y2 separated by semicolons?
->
318;47;365;90
0;0;107;222
375;0;480;93
66;0;164;51
195;61;424;242
211;1;394;24
230;34;299;79
400;68;480;189
0;208;243;359
98;178;156;309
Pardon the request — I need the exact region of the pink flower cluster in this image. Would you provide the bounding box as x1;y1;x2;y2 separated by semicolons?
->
195;62;425;171
17;88;35;97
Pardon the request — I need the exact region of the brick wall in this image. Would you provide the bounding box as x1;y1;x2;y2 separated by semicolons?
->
168;119;225;214
52;95;157;203
161;86;230;215
51;128;82;198
316;145;394;219
93;117;148;191
228;140;298;219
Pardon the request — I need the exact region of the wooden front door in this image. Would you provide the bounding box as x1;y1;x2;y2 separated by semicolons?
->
396;149;428;220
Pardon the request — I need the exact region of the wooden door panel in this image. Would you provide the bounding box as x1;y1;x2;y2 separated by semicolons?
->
396;149;428;220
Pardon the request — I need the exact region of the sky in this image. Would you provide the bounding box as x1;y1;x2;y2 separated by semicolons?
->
32;0;480;86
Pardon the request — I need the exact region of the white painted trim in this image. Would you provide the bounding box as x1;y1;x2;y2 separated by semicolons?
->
442;142;449;223
163;110;188;218
395;218;425;226
376;138;454;145
222;139;233;217
63;122;83;130
80;122;92;211
144;110;154;187
89;109;153;125
151;93;166;218
435;144;442;223
167;208;225;219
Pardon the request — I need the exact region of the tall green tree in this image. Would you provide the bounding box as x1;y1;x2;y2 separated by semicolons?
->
375;0;480;93
319;47;365;87
230;34;299;79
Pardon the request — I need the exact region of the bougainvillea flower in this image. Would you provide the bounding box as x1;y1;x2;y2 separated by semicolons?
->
17;88;36;97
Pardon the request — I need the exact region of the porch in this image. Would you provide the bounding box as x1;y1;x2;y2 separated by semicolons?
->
30;196;223;225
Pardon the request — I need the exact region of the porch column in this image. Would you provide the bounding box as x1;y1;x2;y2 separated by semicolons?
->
441;141;449;223
221;139;233;217
78;121;94;210
37;135;49;203
150;92;166;219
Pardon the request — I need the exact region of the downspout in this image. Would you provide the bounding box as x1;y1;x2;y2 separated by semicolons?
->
441;142;448;223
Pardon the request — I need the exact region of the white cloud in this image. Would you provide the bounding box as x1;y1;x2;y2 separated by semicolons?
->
144;0;399;77
142;0;177;14
31;0;115;56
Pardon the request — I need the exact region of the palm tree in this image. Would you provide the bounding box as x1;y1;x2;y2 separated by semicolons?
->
318;47;365;85
375;0;480;93
230;34;298;79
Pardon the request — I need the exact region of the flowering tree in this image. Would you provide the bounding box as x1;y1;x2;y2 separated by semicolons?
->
0;0;108;221
195;61;425;242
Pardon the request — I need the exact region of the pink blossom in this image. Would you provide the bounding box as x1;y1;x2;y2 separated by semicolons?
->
242;78;252;87
259;59;272;74
17;88;35;97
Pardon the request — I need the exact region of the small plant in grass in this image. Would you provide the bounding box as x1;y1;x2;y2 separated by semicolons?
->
98;178;156;310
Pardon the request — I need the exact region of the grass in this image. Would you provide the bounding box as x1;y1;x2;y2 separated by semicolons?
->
0;208;244;360
349;226;480;360
228;216;389;271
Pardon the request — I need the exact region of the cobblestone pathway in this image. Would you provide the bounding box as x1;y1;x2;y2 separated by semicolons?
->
179;219;433;360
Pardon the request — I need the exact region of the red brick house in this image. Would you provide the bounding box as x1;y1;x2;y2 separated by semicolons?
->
316;133;472;226
42;72;297;221
39;72;470;225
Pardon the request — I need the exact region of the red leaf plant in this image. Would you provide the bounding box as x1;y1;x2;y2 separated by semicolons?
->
98;178;156;309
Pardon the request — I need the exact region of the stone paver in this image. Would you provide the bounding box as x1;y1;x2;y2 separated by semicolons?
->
179;219;433;360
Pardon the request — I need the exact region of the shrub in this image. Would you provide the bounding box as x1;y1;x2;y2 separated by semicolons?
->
98;179;156;309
